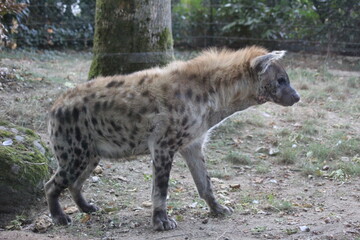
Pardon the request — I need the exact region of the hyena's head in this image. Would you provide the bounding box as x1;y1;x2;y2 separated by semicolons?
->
251;51;300;106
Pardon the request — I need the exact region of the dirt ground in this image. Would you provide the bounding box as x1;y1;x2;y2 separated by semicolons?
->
0;50;360;240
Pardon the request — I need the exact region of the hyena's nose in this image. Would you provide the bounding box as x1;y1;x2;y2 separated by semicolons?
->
292;92;300;103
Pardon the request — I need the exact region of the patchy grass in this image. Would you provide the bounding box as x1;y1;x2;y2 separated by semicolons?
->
277;147;297;165
265;194;293;213
223;151;252;165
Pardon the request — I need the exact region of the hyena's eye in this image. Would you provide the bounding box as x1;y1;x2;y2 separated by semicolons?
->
277;77;286;85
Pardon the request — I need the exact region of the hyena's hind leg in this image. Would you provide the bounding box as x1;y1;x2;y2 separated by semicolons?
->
45;169;71;225
68;156;100;213
180;138;233;216
45;155;100;225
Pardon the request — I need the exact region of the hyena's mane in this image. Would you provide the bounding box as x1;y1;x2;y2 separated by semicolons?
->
167;46;269;108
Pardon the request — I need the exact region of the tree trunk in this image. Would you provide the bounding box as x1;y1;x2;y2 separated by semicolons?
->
88;0;173;79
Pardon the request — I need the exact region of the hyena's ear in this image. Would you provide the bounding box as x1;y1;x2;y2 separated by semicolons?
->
251;50;286;74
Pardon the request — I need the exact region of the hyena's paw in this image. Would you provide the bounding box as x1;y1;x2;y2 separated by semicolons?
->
81;204;99;213
210;204;234;217
153;210;177;231
52;213;72;225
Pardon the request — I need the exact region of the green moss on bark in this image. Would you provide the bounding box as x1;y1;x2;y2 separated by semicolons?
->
88;0;174;79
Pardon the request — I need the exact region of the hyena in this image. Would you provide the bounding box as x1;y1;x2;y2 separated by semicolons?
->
45;46;300;231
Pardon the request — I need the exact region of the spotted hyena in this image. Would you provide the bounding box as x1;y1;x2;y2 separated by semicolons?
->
45;46;300;231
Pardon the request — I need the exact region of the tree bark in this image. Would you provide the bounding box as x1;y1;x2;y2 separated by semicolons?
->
88;0;173;79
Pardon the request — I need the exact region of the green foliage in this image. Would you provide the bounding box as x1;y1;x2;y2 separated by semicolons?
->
0;0;29;48
5;0;95;49
172;0;211;47
172;0;359;53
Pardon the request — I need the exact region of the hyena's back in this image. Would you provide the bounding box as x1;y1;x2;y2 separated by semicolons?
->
49;73;164;161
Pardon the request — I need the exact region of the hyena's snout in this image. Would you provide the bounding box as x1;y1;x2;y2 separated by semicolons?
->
279;85;300;106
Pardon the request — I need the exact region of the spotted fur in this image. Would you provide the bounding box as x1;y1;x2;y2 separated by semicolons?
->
45;46;300;231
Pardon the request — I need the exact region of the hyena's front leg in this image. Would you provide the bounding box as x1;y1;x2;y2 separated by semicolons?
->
180;139;233;216
150;146;177;231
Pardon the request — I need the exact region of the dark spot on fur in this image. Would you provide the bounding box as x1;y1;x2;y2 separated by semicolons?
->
167;104;173;112
181;116;188;126
189;74;197;80
60;152;68;161
72;107;80;121
203;93;209;103
75;127;82;142
106;80;124;88
164;162;172;171
94;102;101;113
83;97;89;102
182;132;190;138
185;88;193;99
86;82;94;88
97;129;104;136
82;106;87;113
59;170;66;178
167;139;175;146
139;107;147;114
84;119;88;127
64;108;71;124
160;155;167;163
74;159;80;168
161;84;168;93
102;101;108;109
195;94;201;102
176;131;182;138
142;90;150;97
81;140;88;150
160;141;168;148
106;81;116;88
110;120;122;131
138;77;145;85
132;126;139;135
90;93;96;99
91;117;98;125
157;179;169;197
74;147;82;156
171;70;179;75
179;105;185;114
174;89;181;99
129;142;135;148
62;178;68;186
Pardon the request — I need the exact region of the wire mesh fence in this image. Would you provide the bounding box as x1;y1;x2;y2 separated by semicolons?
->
0;0;359;55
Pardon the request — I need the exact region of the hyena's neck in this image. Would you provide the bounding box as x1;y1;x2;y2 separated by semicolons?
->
200;63;258;127
205;63;259;124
